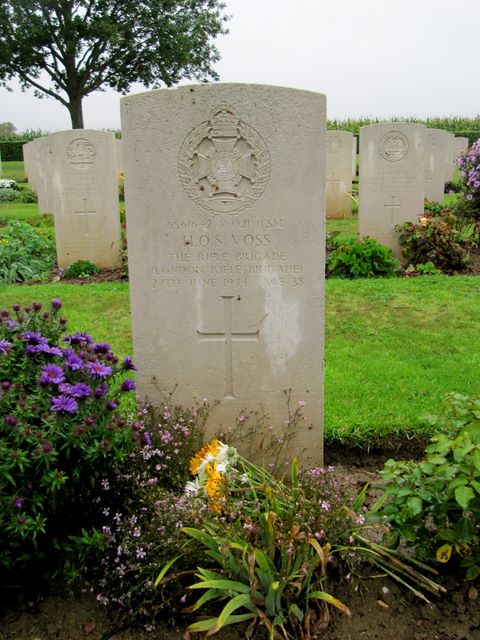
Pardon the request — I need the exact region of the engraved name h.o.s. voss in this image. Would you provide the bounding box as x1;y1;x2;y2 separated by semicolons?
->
178;105;271;214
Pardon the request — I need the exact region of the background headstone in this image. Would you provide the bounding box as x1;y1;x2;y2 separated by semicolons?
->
444;131;455;183
453;136;469;164
22;140;37;190
425;128;448;203
122;83;326;465
36;137;53;215
352;135;357;180
48;129;122;268
359;122;426;256
325;130;353;218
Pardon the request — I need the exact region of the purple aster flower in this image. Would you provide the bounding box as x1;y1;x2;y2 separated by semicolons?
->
0;339;12;354
68;383;92;398
86;361;112;379
63;351;84;371
14;497;24;509
39;364;65;385
51;298;62;310
51;395;78;414
122;356;137;371
93;342;112;354
21;331;46;345
94;383;109;398
37;344;63;357
63;332;93;346
106;400;118;411
142;432;152;446
121;379;136;392
58;383;73;395
6;320;18;329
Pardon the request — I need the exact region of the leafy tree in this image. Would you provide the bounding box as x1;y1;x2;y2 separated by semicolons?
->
0;0;229;129
0;122;16;136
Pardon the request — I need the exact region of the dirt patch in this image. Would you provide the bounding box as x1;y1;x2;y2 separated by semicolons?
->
1;450;479;640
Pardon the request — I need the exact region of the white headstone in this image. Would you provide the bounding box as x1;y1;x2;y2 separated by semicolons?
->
359;122;426;256
325;131;353;218
22;141;37;190
444;132;455;183
425;128;448;203
352;135;357;180
453;137;469;165
36;137;53;215
48;130;122;268
121;83;326;465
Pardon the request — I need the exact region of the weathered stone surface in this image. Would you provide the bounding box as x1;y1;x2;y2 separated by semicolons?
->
359;122;426;256
48;129;121;268
444;131;455;183
326;130;353;218
121;83;326;464
452;137;469;164
425;128;448;203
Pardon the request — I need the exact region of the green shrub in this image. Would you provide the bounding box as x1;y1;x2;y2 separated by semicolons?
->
18;188;38;203
0;220;56;283
396;211;472;274
327;235;399;278
370;392;480;580
0;187;19;203
0;300;138;576
63;259;100;279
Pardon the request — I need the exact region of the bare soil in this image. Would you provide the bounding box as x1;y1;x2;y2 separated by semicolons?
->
1;448;479;640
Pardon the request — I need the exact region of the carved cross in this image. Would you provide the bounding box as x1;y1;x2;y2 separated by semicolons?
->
197;295;260;400
384;195;402;224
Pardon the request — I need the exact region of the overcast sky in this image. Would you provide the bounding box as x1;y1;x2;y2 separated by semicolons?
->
0;0;479;132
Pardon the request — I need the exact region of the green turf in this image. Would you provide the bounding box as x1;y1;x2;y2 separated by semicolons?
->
1;161;26;182
2;276;479;446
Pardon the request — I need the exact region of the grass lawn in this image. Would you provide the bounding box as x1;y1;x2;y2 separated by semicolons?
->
1;160;26;182
1;160;478;447
1;276;479;447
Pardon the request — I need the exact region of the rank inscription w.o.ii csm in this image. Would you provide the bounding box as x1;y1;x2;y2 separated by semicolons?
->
178;106;270;214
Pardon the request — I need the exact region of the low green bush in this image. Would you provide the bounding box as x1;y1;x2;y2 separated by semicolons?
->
326;235;400;279
0;220;56;283
63;259;100;279
0;187;19;203
370;392;480;580
396;210;472;274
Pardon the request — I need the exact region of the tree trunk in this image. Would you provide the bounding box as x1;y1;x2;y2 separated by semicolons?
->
68;95;84;129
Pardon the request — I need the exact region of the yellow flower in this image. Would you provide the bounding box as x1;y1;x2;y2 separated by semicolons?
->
204;462;226;513
188;439;222;476
436;544;452;563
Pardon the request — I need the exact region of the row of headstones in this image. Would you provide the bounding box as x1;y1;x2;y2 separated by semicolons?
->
22;132;124;268
326;128;469;220
17;85;472;465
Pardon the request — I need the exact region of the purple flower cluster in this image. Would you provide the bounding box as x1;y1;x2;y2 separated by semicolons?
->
457;139;480;202
0;298;137;421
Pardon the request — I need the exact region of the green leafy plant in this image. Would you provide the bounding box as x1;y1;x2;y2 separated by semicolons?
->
0;220;56;282
327;235;399;279
396;211;472;274
0;300;137;576
370;392;480;580
158;451;354;639
0;187;19;203
63;259;100;279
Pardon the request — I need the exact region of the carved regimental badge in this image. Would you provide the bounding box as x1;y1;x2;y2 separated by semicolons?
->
178;105;270;214
66;138;96;168
379;132;409;162
327;134;343;154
